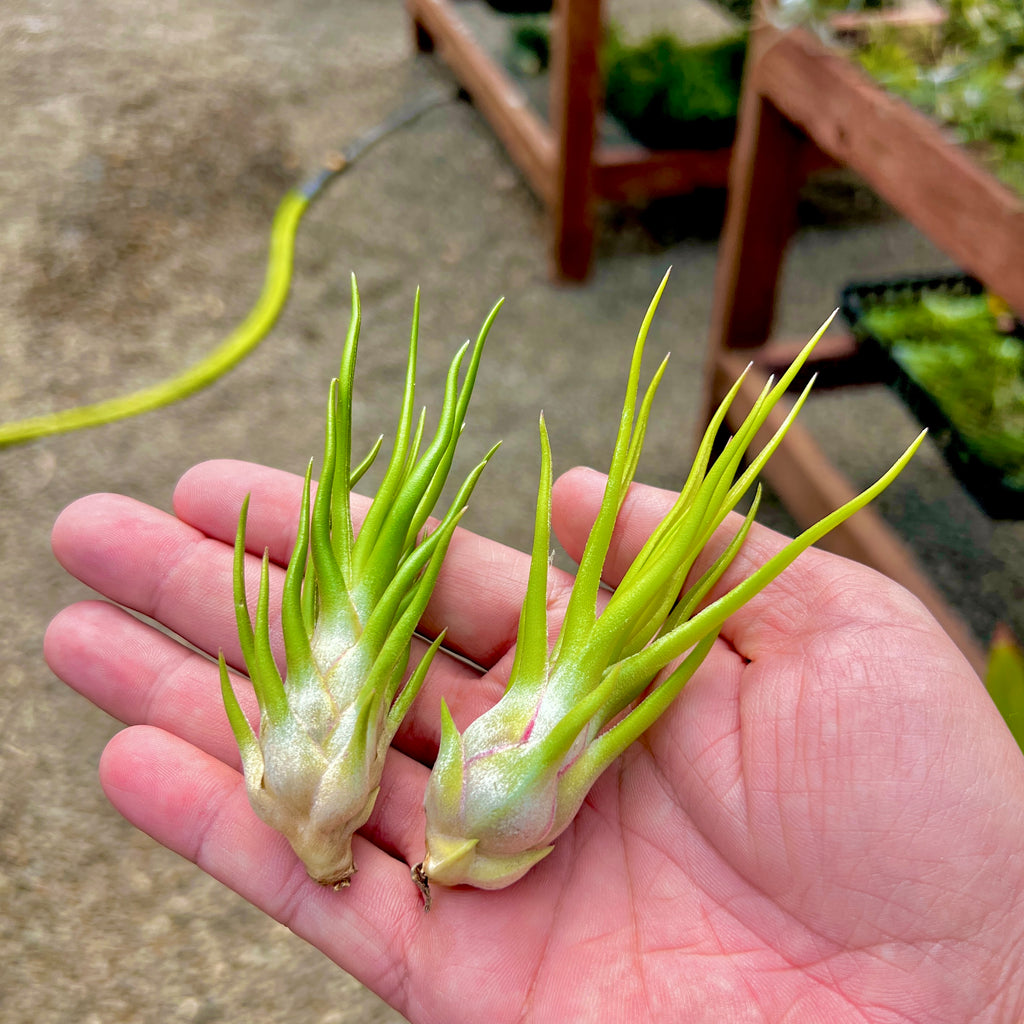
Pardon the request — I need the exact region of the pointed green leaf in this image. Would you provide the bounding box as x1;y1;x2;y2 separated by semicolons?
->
387;629;447;737
232;494;256;669
330;274;360;569
250;551;289;726
508;415;554;693
350;435;383;490
281;461;316;681
559;269;671;655
354;288;422;569
218;653;263;778
616;429;928;693
310;379;350;619
986;626;1024;751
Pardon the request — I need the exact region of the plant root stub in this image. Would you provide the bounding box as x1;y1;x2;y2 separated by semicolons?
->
312;867;354;890
411;863;432;912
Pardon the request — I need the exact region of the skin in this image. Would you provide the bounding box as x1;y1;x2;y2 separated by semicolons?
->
46;458;1024;1023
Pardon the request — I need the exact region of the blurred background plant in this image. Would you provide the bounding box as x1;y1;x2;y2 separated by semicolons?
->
986;624;1024;752
785;0;1024;194
601;25;746;149
854;284;1024;491
702;0;1024;192
503;0;1024;191
506;12;746;149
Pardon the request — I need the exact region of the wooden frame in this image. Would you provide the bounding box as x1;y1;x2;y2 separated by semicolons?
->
705;7;1024;676
407;0;733;279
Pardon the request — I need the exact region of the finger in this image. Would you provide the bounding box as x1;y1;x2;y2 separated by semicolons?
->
49;461;371;670
43;588;500;787
52;491;266;668
99;726;423;1007
45;600;253;766
47;596;447;870
172;459;326;565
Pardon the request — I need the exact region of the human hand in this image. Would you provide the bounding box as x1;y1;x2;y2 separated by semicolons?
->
46;459;1024;1023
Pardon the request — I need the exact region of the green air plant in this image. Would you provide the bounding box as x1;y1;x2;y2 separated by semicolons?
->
220;275;502;888
416;271;925;898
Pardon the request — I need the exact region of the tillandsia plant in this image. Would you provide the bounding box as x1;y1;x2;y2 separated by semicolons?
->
416;270;925;899
220;275;502;888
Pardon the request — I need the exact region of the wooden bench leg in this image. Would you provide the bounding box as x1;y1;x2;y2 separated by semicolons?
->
701;31;985;674
549;0;601;281
708;93;804;358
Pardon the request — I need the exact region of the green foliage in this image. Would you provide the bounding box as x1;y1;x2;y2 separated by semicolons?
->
504;14;748;149
602;25;747;149
508;17;551;76
945;0;1024;60
858;287;1024;484
771;0;1024;191
851;0;1024;193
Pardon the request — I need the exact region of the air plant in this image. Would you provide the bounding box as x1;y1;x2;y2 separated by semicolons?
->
220;275;501;888
416;270;925;899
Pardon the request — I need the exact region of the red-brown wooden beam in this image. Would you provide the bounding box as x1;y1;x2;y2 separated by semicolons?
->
548;0;602;280
407;0;556;206
754;23;1024;318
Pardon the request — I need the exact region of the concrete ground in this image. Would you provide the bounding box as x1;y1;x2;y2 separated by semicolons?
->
1;2;1020;1022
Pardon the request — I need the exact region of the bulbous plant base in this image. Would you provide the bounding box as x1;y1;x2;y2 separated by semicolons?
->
299;852;356;890
411;836;555;909
281;813;364;891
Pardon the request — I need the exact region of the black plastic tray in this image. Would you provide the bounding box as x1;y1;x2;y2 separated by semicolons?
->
840;272;1024;520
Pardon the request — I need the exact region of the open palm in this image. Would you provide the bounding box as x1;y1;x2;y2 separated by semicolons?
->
47;459;1024;1023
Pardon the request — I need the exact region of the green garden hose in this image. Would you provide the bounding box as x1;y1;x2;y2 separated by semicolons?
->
0;88;457;448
